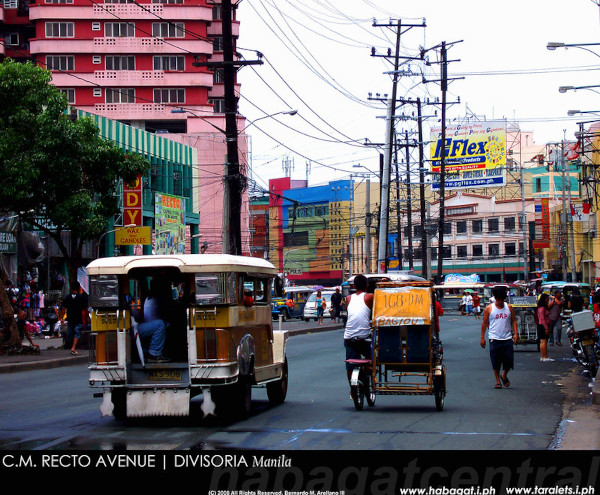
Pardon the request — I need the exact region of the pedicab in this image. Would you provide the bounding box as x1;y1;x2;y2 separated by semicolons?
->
346;280;446;411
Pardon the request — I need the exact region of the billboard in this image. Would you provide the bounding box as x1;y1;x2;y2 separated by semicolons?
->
154;193;186;255
532;198;550;249
430;121;507;190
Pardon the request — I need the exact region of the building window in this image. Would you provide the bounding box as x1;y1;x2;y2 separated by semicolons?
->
446;206;474;216
212;36;224;52
443;222;452;235
456;220;467;234
153;88;185;103
92;22;101;31
45;22;74;38
209;98;225;113
46;55;74;71
488;218;499;233
457;245;467;258
473;244;483;258
152;22;185;38
106;88;135;103
4;0;18;8
105;22;135;37
4;33;19;45
93;88;102;97
153;55;185;71
504;216;516;231
489;244;500;257
535;178;542;193
152;0;184;3
45;0;74;4
59;88;75;104
92;56;101;64
442;246;451;259
104;0;135;3
472;219;483;234
213;68;224;83
505;242;516;256
106;55;135;70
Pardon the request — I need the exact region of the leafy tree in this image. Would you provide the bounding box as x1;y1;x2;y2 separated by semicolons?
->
0;59;150;347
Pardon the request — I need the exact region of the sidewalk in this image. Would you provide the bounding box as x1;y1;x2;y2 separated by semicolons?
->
0;336;88;373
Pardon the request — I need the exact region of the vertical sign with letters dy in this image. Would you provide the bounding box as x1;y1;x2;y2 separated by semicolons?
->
124;175;143;226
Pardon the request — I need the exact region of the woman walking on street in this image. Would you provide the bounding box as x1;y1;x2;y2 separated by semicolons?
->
316;290;324;326
537;293;554;362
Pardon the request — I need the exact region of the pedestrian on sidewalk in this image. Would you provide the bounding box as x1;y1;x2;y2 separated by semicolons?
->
472;292;481;319
61;281;88;355
480;286;518;389
536;293;554;362
548;290;564;346
465;293;473;316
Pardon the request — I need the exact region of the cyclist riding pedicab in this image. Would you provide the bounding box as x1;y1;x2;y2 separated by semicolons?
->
343;274;374;398
344;274;446;411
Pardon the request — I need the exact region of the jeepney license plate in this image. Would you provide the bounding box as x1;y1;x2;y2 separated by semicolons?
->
148;370;182;381
582;339;595;346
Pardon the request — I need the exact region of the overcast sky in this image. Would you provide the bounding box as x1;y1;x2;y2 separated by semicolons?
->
236;0;600;191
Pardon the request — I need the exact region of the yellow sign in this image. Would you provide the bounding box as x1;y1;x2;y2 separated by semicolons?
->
115;226;152;245
372;287;432;326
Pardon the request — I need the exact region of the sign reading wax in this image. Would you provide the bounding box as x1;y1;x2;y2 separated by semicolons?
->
115;226;151;245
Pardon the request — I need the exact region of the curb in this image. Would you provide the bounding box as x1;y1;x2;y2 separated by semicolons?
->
0;354;88;374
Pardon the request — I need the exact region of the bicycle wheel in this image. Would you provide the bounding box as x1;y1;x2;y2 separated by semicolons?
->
364;371;375;407
351;382;364;411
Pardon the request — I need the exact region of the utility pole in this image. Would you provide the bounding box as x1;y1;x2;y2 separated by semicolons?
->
417;98;427;278
437;42;448;282
371;18;426;273
404;130;414;270
422;40;463;282
195;0;262;255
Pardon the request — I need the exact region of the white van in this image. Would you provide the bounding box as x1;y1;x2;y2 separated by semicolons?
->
303;290;334;321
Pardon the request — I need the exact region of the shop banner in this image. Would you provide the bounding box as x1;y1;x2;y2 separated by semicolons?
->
115;226;151;246
533;198;550;249
154;193;186;255
430;121;507;190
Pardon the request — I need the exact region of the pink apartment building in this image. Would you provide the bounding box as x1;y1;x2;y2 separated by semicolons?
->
1;0;250;254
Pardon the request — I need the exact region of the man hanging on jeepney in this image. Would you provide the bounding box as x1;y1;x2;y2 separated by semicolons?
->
344;274;374;395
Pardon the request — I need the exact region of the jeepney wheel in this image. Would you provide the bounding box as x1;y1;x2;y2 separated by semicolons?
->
433;373;445;412
237;374;252;417
267;357;288;404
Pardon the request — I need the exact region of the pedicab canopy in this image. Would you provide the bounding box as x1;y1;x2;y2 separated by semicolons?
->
372;284;433;327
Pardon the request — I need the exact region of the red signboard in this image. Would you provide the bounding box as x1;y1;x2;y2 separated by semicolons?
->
123;175;142;226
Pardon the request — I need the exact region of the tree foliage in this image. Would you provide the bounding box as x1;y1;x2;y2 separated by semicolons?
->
0;58;150;280
0;59;150;347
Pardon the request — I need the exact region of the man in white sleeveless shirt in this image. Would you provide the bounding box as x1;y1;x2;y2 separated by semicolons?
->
344;274;374;388
480;286;518;389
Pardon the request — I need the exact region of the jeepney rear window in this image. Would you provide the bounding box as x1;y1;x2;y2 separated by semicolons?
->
195;273;235;305
89;275;119;308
